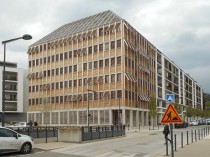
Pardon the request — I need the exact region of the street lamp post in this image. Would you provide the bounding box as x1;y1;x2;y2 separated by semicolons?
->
118;98;121;125
87;89;95;128
1;34;32;127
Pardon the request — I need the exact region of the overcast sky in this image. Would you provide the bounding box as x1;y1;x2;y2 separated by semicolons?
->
0;0;209;93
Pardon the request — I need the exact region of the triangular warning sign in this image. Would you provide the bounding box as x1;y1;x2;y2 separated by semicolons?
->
161;104;182;124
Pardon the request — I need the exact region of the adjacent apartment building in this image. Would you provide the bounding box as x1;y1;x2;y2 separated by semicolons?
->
0;62;28;123
27;10;203;127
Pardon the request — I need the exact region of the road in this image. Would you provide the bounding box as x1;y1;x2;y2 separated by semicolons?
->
1;125;208;157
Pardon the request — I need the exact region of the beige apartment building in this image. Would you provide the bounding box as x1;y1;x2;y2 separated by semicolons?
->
27;10;202;127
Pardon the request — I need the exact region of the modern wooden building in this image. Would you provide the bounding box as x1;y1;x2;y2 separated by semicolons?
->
27;10;202;127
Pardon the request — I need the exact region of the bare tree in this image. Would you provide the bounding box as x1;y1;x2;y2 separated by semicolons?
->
149;97;157;130
41;97;52;127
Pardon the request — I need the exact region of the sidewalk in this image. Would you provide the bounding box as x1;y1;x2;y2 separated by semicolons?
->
34;127;210;157
156;134;210;157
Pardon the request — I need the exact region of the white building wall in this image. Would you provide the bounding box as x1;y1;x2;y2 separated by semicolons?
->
0;65;27;121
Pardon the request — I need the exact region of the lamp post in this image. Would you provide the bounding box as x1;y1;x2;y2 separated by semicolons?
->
87;89;95;128
118;98;121;125
1;34;32;127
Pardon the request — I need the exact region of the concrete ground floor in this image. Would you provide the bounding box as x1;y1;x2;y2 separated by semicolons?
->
28;107;151;127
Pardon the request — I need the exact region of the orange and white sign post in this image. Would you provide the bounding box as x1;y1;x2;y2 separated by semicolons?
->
161;94;183;157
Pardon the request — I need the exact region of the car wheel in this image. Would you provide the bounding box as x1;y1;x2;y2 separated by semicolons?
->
20;142;31;154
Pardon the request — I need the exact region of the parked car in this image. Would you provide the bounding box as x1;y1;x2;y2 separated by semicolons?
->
206;119;210;125
189;120;199;126
0;127;34;154
8;122;28;130
175;121;189;128
198;119;206;125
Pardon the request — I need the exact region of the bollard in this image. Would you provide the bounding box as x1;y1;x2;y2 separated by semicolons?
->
174;134;177;151
139;123;141;131
187;131;189;145
191;130;193;143
204;128;205;137
165;137;169;156
128;123;129;131
206;127;208;136
45;127;48;143
181;132;183;148
198;129;200;140
195;130;197;141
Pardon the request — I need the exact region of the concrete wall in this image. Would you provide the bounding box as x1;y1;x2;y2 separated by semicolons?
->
58;127;82;143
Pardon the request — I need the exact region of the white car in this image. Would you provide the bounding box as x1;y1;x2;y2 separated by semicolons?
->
189;120;199;126
8;122;29;130
0;127;34;154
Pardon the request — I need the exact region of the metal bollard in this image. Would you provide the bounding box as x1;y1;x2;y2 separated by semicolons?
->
181;132;183;148
187;131;189;145
165;137;169;156
195;130;197;141
206;127;208;136
174;134;177;151
191;130;193;143
198;129;200;140
128;123;129;131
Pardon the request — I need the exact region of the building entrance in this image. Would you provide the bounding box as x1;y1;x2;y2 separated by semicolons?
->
112;110;121;125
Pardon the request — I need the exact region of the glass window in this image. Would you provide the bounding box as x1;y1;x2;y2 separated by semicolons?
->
83;63;87;70
88;46;92;55
60;53;63;61
111;91;116;99
88;62;92;70
117;73;121;82
0;128;15;137
117;56;121;65
74;65;77;72
74;50;77;57
111;74;115;82
111;41;115;49
69;66;72;73
69;80;72;87
117;39;121;48
94;45;98;53
105;59;109;67
99;44;103;51
111;57;115;66
99;60;103;68
69;51;72;58
105;75;109;83
94;61;98;69
105;42;109;51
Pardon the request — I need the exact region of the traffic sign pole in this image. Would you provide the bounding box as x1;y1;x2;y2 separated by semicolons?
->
170;123;174;157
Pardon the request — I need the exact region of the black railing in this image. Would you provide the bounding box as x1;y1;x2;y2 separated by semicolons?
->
9;126;59;139
8;125;125;142
81;125;125;141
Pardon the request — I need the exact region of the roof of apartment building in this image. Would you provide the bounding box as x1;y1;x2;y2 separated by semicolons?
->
31;10;122;46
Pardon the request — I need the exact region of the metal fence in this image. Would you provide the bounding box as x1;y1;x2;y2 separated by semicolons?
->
9;125;125;142
82;125;125;141
12;126;58;139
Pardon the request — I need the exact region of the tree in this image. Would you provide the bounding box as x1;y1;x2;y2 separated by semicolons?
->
185;107;193;121
174;103;182;114
41;97;52;126
149;97;157;130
